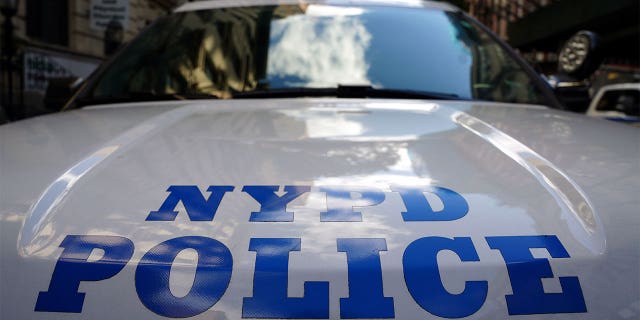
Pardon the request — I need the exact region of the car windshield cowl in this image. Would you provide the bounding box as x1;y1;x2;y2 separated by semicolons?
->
231;85;463;100
75;92;221;107
77;86;465;106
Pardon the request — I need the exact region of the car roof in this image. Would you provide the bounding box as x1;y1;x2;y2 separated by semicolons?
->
175;0;458;12
596;82;640;92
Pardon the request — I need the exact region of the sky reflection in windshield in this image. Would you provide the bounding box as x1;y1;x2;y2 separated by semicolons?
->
267;6;372;87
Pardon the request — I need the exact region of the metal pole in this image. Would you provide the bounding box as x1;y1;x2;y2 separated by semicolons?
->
19;50;22;110
2;7;16;119
6;14;13;113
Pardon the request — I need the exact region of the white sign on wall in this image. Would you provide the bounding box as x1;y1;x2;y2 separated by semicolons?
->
23;49;100;94
90;0;129;31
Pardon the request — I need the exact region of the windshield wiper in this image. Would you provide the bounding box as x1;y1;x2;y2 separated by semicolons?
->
76;92;220;107
77;86;460;107
232;85;461;100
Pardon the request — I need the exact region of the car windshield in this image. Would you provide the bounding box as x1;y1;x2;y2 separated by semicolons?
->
85;4;546;104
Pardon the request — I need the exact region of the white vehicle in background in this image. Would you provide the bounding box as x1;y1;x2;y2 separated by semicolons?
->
1;1;638;319
587;83;640;126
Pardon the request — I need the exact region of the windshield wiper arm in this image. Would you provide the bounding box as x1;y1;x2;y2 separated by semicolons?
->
232;85;461;100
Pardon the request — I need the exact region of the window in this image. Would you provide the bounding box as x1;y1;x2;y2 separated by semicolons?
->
596;89;640;116
27;0;69;46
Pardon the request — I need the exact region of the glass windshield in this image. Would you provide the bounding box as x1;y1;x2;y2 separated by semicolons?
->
596;89;639;116
86;4;546;104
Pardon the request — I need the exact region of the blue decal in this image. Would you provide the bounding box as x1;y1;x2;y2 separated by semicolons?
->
338;238;394;318
135;236;233;318
35;235;134;313
243;238;329;318
146;185;234;221
605;117;640;123
320;186;385;222
392;186;469;221
403;237;487;318
486;235;587;315
243;185;311;222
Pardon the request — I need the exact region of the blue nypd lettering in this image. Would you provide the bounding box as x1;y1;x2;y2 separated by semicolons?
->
392;186;469;221
320;186;385;222
243;185;310;222
35;185;588;318
147;185;234;221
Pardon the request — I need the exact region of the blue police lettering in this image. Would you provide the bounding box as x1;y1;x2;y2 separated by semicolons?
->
136;236;233;318
36;185;588;318
242;238;329;318
338;238;394;319
486;235;587;315
35;235;134;313
403;237;487;318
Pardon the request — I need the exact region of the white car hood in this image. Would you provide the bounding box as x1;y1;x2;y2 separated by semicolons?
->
1;98;638;319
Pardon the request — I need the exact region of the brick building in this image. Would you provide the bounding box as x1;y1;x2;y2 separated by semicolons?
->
462;0;639;78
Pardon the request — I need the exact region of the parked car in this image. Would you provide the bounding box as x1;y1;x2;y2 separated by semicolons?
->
1;1;638;319
586;83;640;126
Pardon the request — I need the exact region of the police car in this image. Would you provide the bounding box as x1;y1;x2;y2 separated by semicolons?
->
1;0;639;319
586;83;640;126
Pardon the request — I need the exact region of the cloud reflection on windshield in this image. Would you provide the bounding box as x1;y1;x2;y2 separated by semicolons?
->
267;7;372;87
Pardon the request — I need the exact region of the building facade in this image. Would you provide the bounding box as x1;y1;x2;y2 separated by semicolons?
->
1;0;183;120
463;0;639;79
